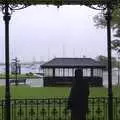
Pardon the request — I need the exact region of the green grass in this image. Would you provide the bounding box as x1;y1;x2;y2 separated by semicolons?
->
0;86;70;99
0;86;120;99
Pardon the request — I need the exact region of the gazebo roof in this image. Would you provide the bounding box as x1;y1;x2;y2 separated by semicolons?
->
0;0;117;5
41;58;106;68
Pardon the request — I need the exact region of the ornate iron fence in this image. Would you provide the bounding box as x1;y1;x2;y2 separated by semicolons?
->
0;97;120;120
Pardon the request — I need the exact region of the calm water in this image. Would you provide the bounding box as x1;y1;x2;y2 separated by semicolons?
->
0;65;43;87
0;65;41;74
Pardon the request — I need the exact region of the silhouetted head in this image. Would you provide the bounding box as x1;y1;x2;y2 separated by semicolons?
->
73;69;83;86
75;69;83;80
73;69;89;89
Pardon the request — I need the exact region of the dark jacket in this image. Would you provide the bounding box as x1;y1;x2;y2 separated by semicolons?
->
68;69;89;112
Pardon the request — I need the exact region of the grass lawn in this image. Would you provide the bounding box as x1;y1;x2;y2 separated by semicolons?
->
0;85;120;99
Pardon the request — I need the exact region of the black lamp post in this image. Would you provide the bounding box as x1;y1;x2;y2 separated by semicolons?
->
0;2;29;120
3;3;11;120
105;1;113;120
88;0;118;120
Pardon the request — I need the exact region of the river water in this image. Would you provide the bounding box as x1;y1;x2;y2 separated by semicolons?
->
0;64;41;74
0;65;43;87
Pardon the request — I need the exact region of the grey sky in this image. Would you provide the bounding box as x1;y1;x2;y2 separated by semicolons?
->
0;5;109;62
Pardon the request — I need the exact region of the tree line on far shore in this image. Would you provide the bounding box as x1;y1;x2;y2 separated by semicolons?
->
96;55;119;70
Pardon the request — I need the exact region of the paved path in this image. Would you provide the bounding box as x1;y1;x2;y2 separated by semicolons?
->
0;78;44;87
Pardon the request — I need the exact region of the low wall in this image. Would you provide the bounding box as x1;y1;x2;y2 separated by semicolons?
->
44;77;103;87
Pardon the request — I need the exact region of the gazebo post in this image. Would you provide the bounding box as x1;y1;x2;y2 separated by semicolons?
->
0;3;29;120
3;2;11;120
87;0;115;118
105;1;113;120
53;68;55;77
91;68;93;77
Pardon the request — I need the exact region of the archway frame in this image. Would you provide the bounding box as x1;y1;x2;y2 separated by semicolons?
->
0;0;119;120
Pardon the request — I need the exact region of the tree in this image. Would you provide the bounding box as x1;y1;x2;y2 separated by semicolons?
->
11;57;21;86
111;39;120;68
111;39;120;50
111;39;120;85
94;6;120;64
96;55;108;66
96;55;117;69
93;5;120;37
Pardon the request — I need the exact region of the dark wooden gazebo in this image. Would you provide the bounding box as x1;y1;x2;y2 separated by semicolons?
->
41;58;106;86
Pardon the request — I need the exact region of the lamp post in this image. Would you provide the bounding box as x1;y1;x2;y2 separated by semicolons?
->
90;2;113;119
3;3;11;120
88;0;118;120
105;1;113;119
0;2;29;120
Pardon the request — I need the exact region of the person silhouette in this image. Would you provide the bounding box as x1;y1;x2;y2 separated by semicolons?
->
67;69;89;120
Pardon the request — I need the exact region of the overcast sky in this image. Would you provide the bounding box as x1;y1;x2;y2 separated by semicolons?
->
0;5;112;62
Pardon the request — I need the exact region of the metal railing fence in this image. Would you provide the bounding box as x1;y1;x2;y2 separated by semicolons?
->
0;97;120;120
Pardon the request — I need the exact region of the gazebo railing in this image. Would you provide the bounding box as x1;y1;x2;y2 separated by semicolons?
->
0;97;120;120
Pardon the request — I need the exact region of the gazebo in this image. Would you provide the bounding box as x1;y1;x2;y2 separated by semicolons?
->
41;58;106;86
